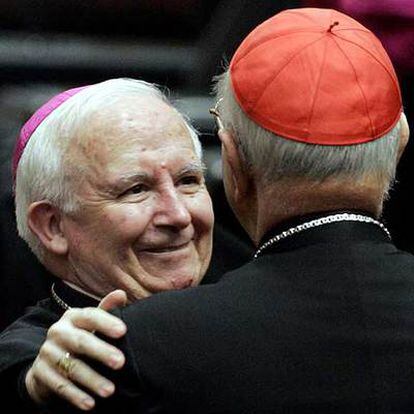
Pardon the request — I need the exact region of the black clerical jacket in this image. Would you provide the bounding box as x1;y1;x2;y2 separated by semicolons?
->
107;219;414;413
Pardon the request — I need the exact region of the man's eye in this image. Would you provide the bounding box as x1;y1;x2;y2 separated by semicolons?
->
179;175;200;186
122;184;146;196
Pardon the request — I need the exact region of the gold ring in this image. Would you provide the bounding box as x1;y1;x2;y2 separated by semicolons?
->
57;352;75;377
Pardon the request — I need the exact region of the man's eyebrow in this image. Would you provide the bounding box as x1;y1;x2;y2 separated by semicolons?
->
112;172;149;188
177;161;206;175
108;162;205;193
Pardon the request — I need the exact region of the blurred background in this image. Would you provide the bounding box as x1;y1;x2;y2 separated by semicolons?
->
0;0;413;330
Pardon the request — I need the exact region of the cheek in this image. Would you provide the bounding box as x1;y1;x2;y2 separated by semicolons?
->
189;192;214;237
69;205;153;249
102;205;152;242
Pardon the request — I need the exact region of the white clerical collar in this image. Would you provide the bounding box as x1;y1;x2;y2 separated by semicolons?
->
63;281;102;301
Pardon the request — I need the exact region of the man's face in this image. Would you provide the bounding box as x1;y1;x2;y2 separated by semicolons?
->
60;96;214;300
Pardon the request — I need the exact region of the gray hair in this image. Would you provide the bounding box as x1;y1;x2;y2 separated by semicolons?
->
15;78;202;260
214;71;401;188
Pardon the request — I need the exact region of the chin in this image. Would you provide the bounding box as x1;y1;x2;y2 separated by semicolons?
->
137;250;204;287
132;266;202;294
157;268;201;290
169;274;196;289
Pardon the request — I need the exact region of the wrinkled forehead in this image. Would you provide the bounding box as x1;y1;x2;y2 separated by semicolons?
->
68;95;194;166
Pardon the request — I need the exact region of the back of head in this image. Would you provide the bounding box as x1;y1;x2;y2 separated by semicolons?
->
215;8;405;196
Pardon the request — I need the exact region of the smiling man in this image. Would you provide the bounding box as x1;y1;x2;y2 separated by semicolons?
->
0;78;214;410
48;93;212;299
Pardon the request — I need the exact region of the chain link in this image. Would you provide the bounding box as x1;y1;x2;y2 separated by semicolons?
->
51;283;72;311
254;213;390;259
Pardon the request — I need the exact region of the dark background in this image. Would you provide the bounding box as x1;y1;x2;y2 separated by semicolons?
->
1;0;412;331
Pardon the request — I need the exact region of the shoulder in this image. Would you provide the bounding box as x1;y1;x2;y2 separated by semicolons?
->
113;273;244;343
1;297;60;334
0;298;59;372
114;264;260;357
120;282;228;323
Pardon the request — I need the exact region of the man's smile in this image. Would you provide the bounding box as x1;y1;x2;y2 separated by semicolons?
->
139;240;192;254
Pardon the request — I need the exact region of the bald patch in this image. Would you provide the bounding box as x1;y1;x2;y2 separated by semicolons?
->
64;95;196;191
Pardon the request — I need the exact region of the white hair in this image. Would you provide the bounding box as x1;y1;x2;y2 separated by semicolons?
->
214;71;402;188
15;78;202;260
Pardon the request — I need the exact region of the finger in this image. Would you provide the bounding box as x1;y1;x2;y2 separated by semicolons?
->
63;307;126;338
99;290;127;311
61;356;116;399
47;327;125;370
39;343;117;398
30;358;96;411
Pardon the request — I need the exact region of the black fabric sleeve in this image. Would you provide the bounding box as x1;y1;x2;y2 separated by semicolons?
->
0;300;59;411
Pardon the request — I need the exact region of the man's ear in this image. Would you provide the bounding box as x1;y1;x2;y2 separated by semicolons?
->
218;129;251;202
27;201;68;255
397;112;410;161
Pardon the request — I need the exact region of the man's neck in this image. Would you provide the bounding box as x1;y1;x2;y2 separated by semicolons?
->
252;178;384;246
63;280;102;301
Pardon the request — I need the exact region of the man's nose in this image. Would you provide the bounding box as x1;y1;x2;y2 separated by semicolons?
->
153;187;192;229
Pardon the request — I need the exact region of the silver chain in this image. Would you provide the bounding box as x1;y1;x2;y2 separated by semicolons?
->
51;283;72;311
254;213;391;259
